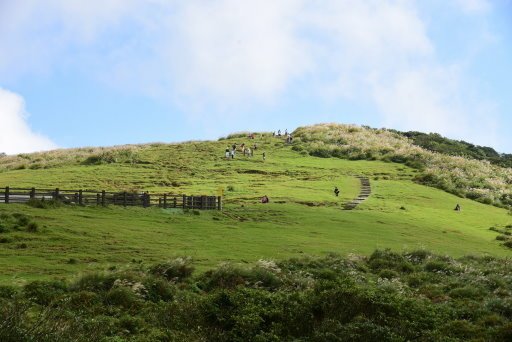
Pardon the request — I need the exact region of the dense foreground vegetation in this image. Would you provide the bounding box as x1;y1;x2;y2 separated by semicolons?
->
1;250;512;341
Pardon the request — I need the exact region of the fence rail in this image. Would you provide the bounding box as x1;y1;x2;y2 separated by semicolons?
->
0;186;221;210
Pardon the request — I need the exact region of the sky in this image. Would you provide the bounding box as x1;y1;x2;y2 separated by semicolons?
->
0;0;511;155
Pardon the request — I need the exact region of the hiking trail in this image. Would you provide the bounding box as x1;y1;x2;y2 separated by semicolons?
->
343;176;371;210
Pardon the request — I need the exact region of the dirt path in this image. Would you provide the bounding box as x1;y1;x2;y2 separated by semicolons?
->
343;176;371;210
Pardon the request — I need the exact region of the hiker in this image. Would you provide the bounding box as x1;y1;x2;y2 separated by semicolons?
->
272;131;275;137
225;147;230;159
454;204;461;211
246;147;252;157
262;151;266;161
285;129;288;135
334;186;340;197
261;195;269;203
253;143;257;150
231;149;235;159
277;129;281;136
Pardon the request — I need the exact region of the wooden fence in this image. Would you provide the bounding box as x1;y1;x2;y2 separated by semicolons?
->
0;187;221;210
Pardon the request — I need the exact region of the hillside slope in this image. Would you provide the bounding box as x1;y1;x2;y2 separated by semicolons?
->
293;124;512;207
0;128;511;284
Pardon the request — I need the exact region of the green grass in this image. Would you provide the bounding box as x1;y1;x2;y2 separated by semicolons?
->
0;134;511;285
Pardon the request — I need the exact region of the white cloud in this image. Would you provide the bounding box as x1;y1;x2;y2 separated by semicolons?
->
0;88;57;154
452;0;491;14
0;0;501;147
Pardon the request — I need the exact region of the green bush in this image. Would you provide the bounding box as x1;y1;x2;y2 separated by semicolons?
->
71;273;117;292
144;278;175;303
379;269;399;279
12;213;29;227
23;280;67;305
104;287;140;309
26;198;62;209
424;260;456;274
149;257;194;282
0;285;17;299
26;221;38;232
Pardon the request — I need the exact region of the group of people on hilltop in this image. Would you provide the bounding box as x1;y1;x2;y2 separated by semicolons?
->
225;142;261;160
272;129;293;144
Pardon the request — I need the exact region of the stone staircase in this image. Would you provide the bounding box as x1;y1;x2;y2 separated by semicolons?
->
343;176;371;210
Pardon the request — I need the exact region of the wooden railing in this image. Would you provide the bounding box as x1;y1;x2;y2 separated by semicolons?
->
0;186;221;210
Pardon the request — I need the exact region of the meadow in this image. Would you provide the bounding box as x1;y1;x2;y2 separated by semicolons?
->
0;130;510;286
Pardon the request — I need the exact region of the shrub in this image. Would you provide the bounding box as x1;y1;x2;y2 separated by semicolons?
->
26;221;38;232
23;280;67;305
0;285;17;299
502;240;512;249
65;291;100;310
26;198;62;208
368;249;413;273
12;213;29;227
104;286;139;309
379;269;399;279
449;286;485;300
424;260;455;274
144;277;175;302
71;273;117;292
149;257;194;282
496;235;508;241
309;148;332;158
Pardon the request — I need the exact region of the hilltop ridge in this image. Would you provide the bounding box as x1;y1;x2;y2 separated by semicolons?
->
1;123;511;209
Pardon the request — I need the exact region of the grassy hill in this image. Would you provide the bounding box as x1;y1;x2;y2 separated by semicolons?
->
0;127;511;286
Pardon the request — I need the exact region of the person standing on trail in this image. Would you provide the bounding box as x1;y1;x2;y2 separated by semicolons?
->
225;147;230;159
334;186;340;197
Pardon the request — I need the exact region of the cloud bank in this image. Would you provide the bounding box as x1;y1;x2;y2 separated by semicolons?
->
0;88;56;154
0;0;502;148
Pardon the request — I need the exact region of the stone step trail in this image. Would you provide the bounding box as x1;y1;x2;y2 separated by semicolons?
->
343;176;371;210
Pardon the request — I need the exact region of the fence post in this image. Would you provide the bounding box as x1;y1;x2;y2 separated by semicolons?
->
173;197;177;208
163;194;167;209
5;186;9;204
201;196;206;209
143;192;150;208
217;196;222;210
101;191;106;206
182;195;186;209
54;188;60;201
96;193;100;205
30;187;35;199
123;192;127;206
78;190;83;205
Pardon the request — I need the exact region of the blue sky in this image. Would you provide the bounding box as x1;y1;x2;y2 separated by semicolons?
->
1;0;511;154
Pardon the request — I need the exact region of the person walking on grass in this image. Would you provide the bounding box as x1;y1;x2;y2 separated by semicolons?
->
262;151;266;161
334;186;340;197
